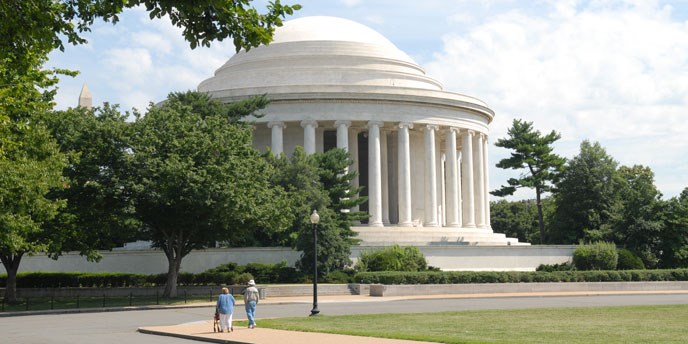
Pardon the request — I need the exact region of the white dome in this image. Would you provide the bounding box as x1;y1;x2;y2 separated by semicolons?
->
271;16;406;54
198;16;442;93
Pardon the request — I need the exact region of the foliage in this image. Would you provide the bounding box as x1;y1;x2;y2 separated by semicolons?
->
657;188;688;268
266;147;366;276
126;92;292;297
549;141;622;244
492;119;565;243
490;199;553;244
0;58;69;303
572;241;619;271
610;165;665;268
356;245;428;272
617;249;645;270
355;268;688;285
40;105;140;256
536;262;574;272
0;0;300;53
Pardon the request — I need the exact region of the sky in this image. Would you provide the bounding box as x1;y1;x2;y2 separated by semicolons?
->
46;0;688;200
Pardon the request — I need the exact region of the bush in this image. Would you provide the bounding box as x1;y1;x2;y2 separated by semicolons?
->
356;245;428;272
573;241;618;270
617;249;645;270
536;262;574;272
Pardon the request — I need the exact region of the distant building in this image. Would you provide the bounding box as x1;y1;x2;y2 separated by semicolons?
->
199;16;523;245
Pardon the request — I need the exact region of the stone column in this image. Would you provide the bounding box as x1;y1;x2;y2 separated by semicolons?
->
380;130;390;224
349;127;360;213
397;122;413;226
482;134;491;228
267;121;285;156
335;120;351;173
335;121;351;151
424;125;439;227
367;121;384;227
301;120;318;154
461;130;476;228
445;127;460;227
474;133;486;228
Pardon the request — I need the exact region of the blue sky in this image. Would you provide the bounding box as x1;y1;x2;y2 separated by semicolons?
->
47;0;688;200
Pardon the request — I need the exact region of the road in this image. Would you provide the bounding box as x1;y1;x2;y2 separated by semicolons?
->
2;293;687;344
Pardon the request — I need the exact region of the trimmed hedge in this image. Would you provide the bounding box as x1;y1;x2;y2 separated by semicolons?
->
354;269;688;284
0;261;307;288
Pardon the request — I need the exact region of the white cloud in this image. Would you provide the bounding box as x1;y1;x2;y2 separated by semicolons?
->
425;1;688;198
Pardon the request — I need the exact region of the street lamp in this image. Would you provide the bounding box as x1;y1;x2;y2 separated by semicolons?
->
309;209;320;316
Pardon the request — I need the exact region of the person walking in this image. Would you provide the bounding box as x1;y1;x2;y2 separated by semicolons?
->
216;287;235;333
243;279;260;329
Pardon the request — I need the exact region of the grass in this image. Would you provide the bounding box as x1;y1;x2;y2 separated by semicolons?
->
259;304;688;343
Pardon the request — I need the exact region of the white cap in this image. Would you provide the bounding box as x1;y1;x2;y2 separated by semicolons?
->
248;279;255;286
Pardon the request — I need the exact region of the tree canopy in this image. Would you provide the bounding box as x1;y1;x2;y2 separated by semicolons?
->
492;119;565;243
549;140;621;244
0;0;301;53
128;92;292;297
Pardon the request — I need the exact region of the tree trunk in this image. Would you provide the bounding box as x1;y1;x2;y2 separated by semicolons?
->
536;188;546;244
162;241;184;298
1;252;23;304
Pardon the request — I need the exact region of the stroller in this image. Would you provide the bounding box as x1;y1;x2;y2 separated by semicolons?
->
213;308;221;333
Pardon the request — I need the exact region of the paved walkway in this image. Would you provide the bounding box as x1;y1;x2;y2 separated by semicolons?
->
137;290;688;344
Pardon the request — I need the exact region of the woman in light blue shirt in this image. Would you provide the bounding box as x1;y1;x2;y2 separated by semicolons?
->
216;287;236;332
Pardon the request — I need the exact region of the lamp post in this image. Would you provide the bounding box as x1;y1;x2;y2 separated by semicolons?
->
310;209;320;316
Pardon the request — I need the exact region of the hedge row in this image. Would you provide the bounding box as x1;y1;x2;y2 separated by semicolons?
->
0;262;304;288
354;269;688;284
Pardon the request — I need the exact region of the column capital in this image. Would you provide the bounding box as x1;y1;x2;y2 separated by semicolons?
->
425;124;439;131
334;120;352;128
367;120;384;129
464;129;475;136
447;126;459;134
300;120;318;128
398;122;414;130
267;121;286;129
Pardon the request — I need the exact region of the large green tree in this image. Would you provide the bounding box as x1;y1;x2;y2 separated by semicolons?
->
0;48;72;303
492;119;565;243
612;165;665;268
128;92;291;297
41;105;140;253
658;188;688;268
549;140;621;244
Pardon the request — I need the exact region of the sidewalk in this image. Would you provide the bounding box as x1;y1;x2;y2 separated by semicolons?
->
137;290;688;344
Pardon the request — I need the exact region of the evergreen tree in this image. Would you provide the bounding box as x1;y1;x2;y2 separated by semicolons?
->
492;119;565;243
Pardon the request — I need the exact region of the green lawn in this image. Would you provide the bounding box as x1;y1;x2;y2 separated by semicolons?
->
259;304;688;343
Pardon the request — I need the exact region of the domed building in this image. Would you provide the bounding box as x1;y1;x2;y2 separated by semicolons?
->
199;16;524;246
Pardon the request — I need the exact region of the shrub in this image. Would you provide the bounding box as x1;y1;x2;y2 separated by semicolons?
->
617;249;645;270
536;262;574;272
573;241;618;270
356;245;428;272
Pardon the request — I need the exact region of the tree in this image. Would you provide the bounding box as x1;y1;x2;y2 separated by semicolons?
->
549;140;621;244
490;199;551;244
267;147;366;276
492;119;565;243
127;92;292;297
657;188;688;268
612;165;664;268
41;105;140;253
0;48;71;303
1;0;301;54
